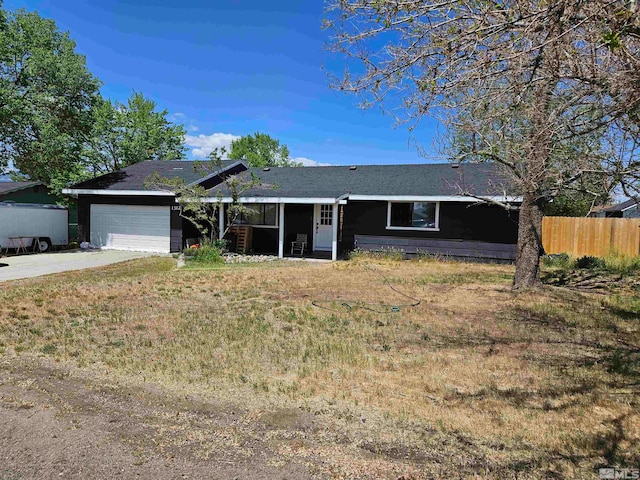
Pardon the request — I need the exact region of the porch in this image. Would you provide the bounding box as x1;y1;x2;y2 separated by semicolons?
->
218;201;343;261
285;250;333;260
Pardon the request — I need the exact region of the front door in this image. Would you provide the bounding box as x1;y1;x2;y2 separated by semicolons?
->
313;204;333;251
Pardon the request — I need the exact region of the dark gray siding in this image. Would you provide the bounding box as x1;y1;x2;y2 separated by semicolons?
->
170;206;182;252
623;206;639;218
251;228;278;254
354;235;517;262
342;201;518;251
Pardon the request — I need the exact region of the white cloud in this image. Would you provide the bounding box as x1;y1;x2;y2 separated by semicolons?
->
169;112;199;133
185;132;241;158
168;112;186;123
183;135;332;166
292;156;332;167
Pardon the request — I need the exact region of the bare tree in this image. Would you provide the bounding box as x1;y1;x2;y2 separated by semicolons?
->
145;148;267;244
325;0;640;289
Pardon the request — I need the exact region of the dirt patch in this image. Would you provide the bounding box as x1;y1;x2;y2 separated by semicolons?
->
0;358;315;480
259;408;319;432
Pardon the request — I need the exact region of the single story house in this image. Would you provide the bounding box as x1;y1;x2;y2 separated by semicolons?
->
0;181;53;203
592;199;640;219
63;160;521;262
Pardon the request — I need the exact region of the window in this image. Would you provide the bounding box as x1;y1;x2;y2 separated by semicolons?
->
236;204;278;226
320;204;332;225
387;202;439;231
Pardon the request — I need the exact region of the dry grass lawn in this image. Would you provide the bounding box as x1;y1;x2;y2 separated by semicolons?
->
0;256;638;479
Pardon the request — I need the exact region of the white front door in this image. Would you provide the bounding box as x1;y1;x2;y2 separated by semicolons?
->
313;204;333;251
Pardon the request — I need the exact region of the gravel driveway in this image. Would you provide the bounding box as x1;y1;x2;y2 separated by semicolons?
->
0;250;158;282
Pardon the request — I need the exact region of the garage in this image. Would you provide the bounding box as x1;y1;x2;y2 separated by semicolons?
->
90;204;171;253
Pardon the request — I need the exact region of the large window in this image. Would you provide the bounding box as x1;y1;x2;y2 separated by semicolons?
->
236;204;278;227
387;202;439;231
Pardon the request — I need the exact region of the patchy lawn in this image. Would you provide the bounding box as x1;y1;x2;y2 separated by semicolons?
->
0;256;638;479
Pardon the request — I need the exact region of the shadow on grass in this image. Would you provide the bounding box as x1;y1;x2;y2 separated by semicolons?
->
431;302;640;412
605;303;640;320
501;303;639;379
591;413;640;467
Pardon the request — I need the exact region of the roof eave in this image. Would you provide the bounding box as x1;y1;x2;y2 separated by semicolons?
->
621;202;639;212
61;188;175;197
347;194;523;203
190;194;522;204
0;181;42;195
197;196;347;205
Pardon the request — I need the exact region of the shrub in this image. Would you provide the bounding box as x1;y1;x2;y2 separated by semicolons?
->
574;255;606;270
212;238;228;252
191;243;224;263
183;246;198;257
182;239;224;263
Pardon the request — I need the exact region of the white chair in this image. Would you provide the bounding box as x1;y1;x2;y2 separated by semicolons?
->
290;234;308;256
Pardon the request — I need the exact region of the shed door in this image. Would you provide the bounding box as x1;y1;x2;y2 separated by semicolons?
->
90;204;170;253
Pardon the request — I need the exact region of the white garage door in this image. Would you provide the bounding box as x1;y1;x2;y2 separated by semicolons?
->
90;204;170;253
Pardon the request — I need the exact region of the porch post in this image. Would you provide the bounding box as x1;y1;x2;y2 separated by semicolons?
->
331;202;338;261
218;204;224;240
278;202;285;258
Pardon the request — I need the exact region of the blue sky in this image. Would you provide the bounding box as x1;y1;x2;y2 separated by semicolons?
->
4;0;442;166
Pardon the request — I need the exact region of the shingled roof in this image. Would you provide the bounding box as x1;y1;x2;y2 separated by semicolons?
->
66;161;517;200
211;163;516;199
69;160;237;191
0;181;42;195
600;198;639;213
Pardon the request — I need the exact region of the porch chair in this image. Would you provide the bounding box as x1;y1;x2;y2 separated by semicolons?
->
290;234;308;256
185;237;200;249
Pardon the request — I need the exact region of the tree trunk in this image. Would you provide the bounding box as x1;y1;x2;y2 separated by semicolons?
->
512;69;554;291
513;193;544;290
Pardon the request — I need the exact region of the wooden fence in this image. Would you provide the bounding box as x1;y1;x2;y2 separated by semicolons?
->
542;216;640;257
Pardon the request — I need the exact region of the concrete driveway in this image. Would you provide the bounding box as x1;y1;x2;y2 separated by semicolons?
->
0;250;158;282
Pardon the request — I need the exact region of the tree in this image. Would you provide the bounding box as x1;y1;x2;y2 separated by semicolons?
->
543;192;608;217
146;147;269;243
326;0;640;289
448;114;612;217
83;92;186;176
0;5;100;188
226;132;300;167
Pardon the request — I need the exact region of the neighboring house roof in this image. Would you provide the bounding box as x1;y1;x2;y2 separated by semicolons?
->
0;181;42;195
66;160;239;192
600;198;639;213
211;163;517;201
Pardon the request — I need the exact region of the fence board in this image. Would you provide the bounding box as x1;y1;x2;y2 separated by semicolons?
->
542;216;640;257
